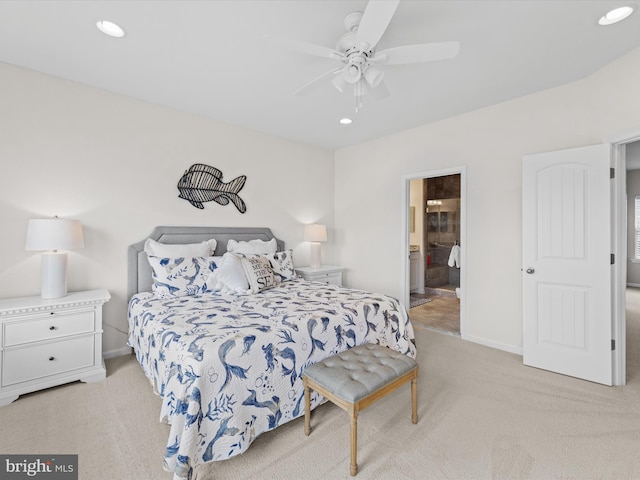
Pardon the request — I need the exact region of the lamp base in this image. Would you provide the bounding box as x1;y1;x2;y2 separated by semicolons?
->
41;252;68;299
310;242;322;269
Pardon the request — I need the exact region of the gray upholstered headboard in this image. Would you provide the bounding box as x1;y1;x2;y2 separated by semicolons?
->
127;226;285;299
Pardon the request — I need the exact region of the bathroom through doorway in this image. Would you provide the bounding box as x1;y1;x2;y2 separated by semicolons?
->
405;169;465;337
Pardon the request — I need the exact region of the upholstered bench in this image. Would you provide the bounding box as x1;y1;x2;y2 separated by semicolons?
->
303;343;418;476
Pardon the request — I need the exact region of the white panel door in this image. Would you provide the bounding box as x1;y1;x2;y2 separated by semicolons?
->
523;144;612;385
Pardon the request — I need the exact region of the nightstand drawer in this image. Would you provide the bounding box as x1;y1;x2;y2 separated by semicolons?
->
2;335;95;386
296;265;345;287
3;309;95;347
313;272;342;285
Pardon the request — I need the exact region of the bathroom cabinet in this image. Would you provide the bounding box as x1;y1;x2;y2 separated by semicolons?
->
409;251;421;292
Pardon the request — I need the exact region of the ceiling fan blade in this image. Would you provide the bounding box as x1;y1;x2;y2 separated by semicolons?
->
355;0;400;52
375;42;460;65
369;80;390;101
293;67;342;96
263;34;343;60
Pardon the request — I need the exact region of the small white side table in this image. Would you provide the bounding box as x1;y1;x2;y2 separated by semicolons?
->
295;265;345;286
0;289;110;406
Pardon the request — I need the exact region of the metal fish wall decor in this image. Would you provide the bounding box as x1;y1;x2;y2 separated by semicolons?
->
177;163;247;213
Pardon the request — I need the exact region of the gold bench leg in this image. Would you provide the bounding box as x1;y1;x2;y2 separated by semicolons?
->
411;375;418;424
304;377;311;436
350;406;358;476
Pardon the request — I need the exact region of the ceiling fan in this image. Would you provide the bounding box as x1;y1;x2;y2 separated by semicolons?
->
266;0;460;112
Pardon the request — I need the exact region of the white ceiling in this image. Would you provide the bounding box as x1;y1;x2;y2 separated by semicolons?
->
1;1;639;150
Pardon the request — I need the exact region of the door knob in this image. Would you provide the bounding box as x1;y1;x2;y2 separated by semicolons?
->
526;268;535;274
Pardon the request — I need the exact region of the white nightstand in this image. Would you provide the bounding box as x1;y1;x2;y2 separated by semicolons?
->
296;265;345;286
0;289;110;406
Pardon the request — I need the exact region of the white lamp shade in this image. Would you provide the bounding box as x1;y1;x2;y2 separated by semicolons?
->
304;224;327;243
25;218;84;251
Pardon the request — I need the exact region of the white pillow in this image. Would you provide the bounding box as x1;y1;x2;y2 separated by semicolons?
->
263;250;297;282
227;238;277;255
207;252;250;293
144;238;217;257
240;256;277;294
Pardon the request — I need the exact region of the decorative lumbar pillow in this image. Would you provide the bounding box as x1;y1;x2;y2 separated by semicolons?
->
144;238;217;257
263;250;296;282
227;238;277;255
148;256;218;298
240;256;276;293
206;252;250;293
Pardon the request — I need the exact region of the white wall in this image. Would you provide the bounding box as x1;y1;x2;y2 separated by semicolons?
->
0;63;335;357
335;46;640;353
5;42;640;358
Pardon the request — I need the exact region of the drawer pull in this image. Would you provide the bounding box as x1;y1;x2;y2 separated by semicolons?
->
49;356;55;361
49;326;56;330
50;312;55;315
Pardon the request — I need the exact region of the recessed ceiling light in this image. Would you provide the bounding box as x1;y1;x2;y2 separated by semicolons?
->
339;118;352;125
599;6;634;25
96;20;125;37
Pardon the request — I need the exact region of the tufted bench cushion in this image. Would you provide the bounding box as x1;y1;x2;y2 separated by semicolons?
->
303;343;418;476
304;343;417;402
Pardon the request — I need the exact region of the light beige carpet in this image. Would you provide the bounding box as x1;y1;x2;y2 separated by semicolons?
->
2;290;640;480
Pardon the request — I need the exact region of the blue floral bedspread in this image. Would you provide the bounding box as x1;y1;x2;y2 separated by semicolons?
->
127;279;416;480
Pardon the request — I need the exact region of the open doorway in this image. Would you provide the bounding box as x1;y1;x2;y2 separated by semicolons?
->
624;141;640;383
624;141;640;288
521;137;636;385
610;132;640;385
402;167;466;338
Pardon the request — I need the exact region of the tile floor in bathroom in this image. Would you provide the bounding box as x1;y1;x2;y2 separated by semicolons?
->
409;289;460;335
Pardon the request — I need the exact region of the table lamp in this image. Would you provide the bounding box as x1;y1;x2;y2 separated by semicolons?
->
25;216;84;299
304;224;327;269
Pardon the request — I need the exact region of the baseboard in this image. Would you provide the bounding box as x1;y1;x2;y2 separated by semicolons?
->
627;283;640;288
463;333;523;356
103;346;132;359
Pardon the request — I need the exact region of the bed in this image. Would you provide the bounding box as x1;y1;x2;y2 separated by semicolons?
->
127;226;416;480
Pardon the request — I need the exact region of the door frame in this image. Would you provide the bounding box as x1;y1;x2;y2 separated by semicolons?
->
400;166;467;338
607;129;640;386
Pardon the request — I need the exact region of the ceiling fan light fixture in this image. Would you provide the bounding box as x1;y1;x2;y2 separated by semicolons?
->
364;67;384;88
343;64;361;84
599;6;634;25
96;20;125;37
331;73;347;93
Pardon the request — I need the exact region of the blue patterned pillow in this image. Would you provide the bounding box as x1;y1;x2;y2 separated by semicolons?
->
263;250;297;282
148;256;219;298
